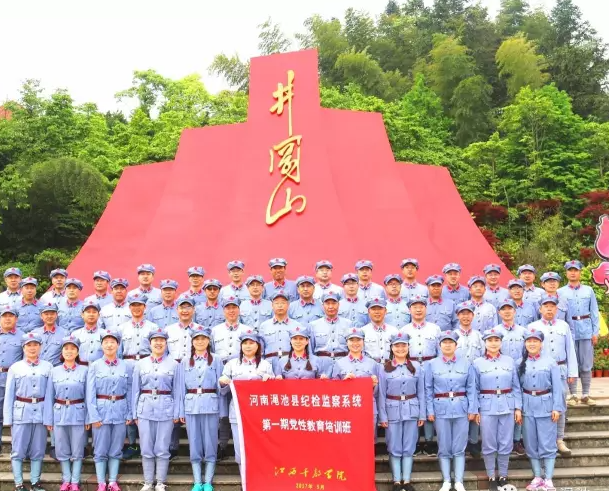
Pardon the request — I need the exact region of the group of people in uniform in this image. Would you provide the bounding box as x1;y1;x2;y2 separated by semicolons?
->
0;257;601;491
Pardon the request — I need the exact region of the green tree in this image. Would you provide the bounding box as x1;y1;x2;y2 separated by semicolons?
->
451;75;494;146
0;158;109;255
257;18;292;55
425;34;475;107
496;34;549;97
497;0;530;37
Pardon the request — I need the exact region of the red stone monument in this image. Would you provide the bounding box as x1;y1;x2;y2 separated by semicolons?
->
67;49;508;291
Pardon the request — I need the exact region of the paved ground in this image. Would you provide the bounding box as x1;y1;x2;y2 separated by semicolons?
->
579;377;609;399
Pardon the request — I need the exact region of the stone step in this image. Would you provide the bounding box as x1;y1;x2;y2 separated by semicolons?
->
565;402;609;415
2;446;608;475
562;430;609;448
1;466;608;491
4;430;609;457
565;414;609;431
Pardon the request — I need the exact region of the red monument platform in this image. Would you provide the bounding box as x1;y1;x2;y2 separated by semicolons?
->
67;49;508;291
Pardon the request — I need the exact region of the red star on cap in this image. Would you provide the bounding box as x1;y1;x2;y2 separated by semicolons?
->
295;326;300;331
29;333;34;338
352;328;357;333
397;332;402;337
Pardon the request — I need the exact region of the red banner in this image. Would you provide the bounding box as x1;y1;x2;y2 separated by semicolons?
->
231;378;376;491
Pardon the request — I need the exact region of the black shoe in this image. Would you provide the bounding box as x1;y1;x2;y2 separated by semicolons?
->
84;445;93;459
423;441;437;457
31;482;46;491
402;483;415;491
488;477;498;491
122;445;140;460
513;441;525;456
49;446;58;461
217;444;227;461
413;442;422;456
392;482;402;491
14;485;27;491
498;476;508;489
468;442;481;458
169;449;178;461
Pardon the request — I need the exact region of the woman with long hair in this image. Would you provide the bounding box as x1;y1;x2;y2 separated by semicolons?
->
519;330;564;491
275;325;327;379
44;335;89;491
378;332;425;491
424;331;477;491
219;330;274;479
473;329;522;491
331;327;380;436
180;326;223;491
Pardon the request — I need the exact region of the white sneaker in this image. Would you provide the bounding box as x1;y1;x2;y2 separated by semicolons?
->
140;484;153;491
438;482;452;491
154;484;166;491
454;483;467;491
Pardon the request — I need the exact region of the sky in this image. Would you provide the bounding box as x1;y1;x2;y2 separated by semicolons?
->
1;0;606;113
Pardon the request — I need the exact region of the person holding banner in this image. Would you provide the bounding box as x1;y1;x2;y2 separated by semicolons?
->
218;330;274;479
44;335;89;491
518;329;563;491
473;329;522;491
132;328;182;491
331;327;380;435
181;326;223;491
86;330;132;491
275;325;327;379
424;331;477;491
211;296;251;461
378;331;425;491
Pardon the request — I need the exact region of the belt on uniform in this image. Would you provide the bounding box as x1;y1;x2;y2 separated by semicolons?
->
222;359;229;365
0;367;9;373
412;355;436;362
186;388;217;395
15;396;44;403
141;389;171;395
523;389;550;396
54;398;85;406
77;361;89;366
96;394;126;401
316;351;348;358
572;314;591;320
387;394;416;401
434;392;466;398
480;389;512;395
123;354;150;360
175;359;182;363
557;359;566;365
265;352;284;358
